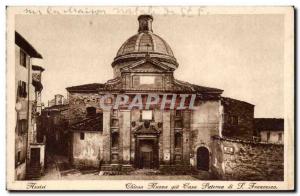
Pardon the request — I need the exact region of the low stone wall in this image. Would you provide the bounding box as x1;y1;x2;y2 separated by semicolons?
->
211;136;284;181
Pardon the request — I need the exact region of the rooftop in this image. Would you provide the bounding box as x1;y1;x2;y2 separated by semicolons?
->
254;118;284;131
221;97;254;106
66;81;223;95
70;114;103;132
15;31;43;58
66;83;105;93
43;104;69;112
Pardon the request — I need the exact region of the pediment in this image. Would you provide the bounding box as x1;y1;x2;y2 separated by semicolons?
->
120;59;174;73
132;124;161;135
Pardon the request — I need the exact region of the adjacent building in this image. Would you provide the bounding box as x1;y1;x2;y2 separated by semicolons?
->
254;118;284;144
15;31;45;180
65;15;255;173
41;95;69;156
221;97;255;140
48;94;68;107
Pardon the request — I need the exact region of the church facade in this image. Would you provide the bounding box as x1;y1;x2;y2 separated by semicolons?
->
66;15;254;172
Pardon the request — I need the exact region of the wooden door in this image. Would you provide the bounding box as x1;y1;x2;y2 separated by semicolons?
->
141;151;153;169
30;148;40;166
197;147;209;171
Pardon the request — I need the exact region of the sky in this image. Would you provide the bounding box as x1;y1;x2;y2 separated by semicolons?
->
15;14;284;118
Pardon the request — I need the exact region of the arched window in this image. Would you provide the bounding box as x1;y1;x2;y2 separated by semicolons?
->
86;107;96;116
111;132;119;148
174;133;183;148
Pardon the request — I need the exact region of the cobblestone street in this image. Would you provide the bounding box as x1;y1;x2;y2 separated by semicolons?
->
39;154;207;180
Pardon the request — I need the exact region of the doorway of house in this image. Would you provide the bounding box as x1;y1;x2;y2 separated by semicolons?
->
197;147;209;171
30;148;40;166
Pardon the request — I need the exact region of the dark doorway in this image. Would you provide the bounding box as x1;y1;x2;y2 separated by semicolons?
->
197;147;209;171
136;139;158;169
141;151;153;169
30;148;40;166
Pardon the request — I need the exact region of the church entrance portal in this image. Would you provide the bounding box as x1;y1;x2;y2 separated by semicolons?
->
135;138;159;169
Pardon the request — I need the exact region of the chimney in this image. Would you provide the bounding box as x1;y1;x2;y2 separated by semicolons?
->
138;15;153;33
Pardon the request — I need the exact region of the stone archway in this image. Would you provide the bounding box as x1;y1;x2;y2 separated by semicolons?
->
197;146;209;171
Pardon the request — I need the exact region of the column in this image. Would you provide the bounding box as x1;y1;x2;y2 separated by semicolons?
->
183;110;191;165
121;110;131;164
102;110;111;163
162;110;171;165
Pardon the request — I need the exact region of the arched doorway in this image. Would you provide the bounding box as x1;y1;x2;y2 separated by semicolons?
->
197;147;209;171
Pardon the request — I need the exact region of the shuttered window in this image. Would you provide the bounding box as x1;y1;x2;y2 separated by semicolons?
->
17;81;27;98
17;119;28;135
20;50;27;67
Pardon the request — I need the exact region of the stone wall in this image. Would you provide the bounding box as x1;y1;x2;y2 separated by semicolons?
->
71;131;103;168
211;136;284;181
221;97;254;140
68;92;101;124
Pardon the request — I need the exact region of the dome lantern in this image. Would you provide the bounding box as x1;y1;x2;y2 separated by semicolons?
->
138;15;153;33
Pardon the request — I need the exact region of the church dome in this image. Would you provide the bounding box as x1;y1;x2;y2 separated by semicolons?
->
112;15;178;67
116;33;174;57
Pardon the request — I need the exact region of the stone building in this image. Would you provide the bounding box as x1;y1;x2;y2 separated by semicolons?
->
15;32;45;180
65;15;254;172
221;97;254;140
41;95;69;156
254;118;284;144
48;94;68;107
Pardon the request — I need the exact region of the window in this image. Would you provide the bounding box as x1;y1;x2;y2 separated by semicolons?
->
86;107;96;116
175;133;183;148
227;115;239;125
80;132;85;140
20;50;27;67
17;119;27;135
111;132;119;148
175;110;182;117
278;133;283;142
141;110;152;120
267;132;271;141
17;151;21;163
112;109;118;117
231;116;238;125
175;119;183;128
111;119;119;127
17;81;27;98
99;113;103;132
